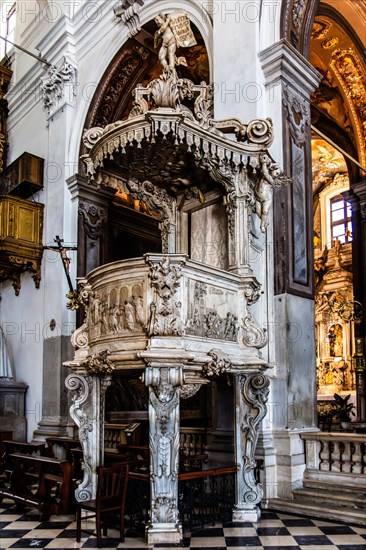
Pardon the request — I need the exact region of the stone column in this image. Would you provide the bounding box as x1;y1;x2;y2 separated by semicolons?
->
65;372;111;500
233;371;269;522
144;365;183;544
35;56;78;439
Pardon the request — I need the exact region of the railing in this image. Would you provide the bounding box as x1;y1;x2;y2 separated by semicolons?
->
301;432;366;486
126;465;237;532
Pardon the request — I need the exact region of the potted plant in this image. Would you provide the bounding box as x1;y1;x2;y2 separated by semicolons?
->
330;393;356;428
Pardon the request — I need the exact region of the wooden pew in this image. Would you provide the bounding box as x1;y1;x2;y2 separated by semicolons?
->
0;440;46;480
0;453;73;519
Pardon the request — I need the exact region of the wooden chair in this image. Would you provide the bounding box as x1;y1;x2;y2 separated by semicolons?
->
76;463;129;548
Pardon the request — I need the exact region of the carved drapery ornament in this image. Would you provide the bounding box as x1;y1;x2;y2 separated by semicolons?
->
41;57;77;114
125;179;175;252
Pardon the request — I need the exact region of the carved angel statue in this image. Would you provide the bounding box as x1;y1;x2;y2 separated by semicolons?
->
154;10;197;72
255;152;291;232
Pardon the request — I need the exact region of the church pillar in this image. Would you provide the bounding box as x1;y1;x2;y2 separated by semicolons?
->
35;56;78;439
144;365;183;544
233;371;269;522
259;40;321;498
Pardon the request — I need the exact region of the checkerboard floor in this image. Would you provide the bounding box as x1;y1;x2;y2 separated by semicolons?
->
1;501;365;549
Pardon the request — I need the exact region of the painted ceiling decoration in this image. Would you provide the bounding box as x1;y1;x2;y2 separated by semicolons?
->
310;15;366;168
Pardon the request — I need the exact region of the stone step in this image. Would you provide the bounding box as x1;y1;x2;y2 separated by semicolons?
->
267;497;366;526
293;486;366;508
303;478;366;495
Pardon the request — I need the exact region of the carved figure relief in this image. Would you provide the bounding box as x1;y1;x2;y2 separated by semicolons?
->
185;279;238;341
154;10;197;73
252;152;292;233
148;257;184;336
88;281;146;339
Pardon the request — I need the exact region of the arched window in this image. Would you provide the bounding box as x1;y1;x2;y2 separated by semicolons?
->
330;196;352;244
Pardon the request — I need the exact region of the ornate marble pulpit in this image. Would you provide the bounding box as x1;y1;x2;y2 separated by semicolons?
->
65;11;290;543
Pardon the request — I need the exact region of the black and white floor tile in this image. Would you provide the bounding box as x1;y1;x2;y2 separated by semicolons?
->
1;501;365;549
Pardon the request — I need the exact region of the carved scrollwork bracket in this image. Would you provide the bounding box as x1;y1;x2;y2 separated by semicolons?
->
242;311;268;349
234;372;270;514
65;373;112;501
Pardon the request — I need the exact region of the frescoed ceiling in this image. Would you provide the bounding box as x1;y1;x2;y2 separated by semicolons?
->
310;13;366;169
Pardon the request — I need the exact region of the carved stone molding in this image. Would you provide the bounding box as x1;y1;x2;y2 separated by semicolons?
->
78;201;107;240
147;256;185;337
203;349;232;378
114;0;145;37
233;372;270;521
41;57;77;115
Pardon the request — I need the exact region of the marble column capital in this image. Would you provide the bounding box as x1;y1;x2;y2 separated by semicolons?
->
259;38;321;94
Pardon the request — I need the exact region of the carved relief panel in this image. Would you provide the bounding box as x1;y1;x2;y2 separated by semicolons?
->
88;278;147;343
185;278;238;342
